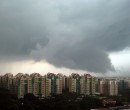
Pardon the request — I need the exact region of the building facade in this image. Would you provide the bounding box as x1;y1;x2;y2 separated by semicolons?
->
47;73;62;95
97;79;118;96
0;73;97;97
80;74;95;95
69;73;95;95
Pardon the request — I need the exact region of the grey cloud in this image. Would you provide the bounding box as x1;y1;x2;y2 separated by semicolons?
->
0;0;49;56
47;45;114;73
97;22;130;52
0;0;130;73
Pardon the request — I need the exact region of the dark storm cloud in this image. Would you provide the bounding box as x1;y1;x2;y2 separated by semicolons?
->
0;0;49;56
0;0;130;73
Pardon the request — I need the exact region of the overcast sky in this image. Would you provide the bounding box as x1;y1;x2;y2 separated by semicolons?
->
0;0;130;76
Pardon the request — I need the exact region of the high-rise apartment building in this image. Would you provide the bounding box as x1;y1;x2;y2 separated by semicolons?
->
0;72;96;97
97;79;118;96
40;75;51;97
0;73;13;90
69;73;81;94
62;75;69;91
0;73;53;98
47;73;62;95
80;74;95;95
69;73;95;95
118;79;130;93
17;73;52;98
108;80;118;96
17;73;30;97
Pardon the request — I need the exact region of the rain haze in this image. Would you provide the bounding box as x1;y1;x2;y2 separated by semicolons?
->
0;0;130;76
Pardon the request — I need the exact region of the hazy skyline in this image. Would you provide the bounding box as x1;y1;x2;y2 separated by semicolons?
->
0;0;130;76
